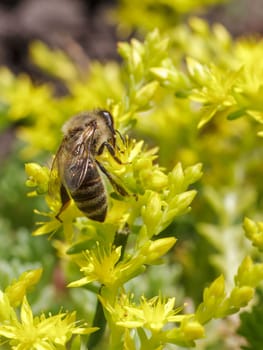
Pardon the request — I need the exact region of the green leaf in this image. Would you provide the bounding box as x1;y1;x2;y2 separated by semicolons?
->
238;296;263;350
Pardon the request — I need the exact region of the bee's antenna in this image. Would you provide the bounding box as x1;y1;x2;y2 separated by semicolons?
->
116;129;126;145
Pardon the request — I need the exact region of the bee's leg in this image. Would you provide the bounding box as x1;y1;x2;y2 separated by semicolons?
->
97;142;123;164
55;184;71;222
96;161;128;196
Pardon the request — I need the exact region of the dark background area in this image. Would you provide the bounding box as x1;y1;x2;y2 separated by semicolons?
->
0;0;118;77
0;0;263;77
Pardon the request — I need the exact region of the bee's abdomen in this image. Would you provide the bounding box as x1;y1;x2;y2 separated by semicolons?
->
71;175;107;222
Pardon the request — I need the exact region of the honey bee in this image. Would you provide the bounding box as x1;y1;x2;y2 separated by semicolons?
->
51;110;127;222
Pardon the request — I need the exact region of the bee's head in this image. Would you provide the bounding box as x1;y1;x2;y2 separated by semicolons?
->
98;110;117;145
99;110;115;133
62;110;117;146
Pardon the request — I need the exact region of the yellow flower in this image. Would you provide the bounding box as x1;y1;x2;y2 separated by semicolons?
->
101;293;185;333
0;291;16;323
99;293;137;326
68;240;177;290
126;295;185;332
68;244;122;288
0;295;96;350
5;269;42;307
68;243;145;289
95;292;205;347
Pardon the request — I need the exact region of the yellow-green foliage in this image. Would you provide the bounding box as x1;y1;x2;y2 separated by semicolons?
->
1;4;263;349
115;0;228;33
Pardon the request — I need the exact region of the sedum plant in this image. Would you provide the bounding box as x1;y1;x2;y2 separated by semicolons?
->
1;3;263;349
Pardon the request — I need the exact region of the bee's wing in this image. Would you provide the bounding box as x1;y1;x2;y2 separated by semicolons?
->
48;143;65;201
50;123;95;194
61;125;96;192
62;147;92;192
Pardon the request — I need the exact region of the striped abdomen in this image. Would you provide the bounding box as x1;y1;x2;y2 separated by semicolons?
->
70;165;107;222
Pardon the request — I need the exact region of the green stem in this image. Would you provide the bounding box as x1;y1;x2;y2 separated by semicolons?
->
88;296;106;349
113;223;130;260
87;224;130;349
